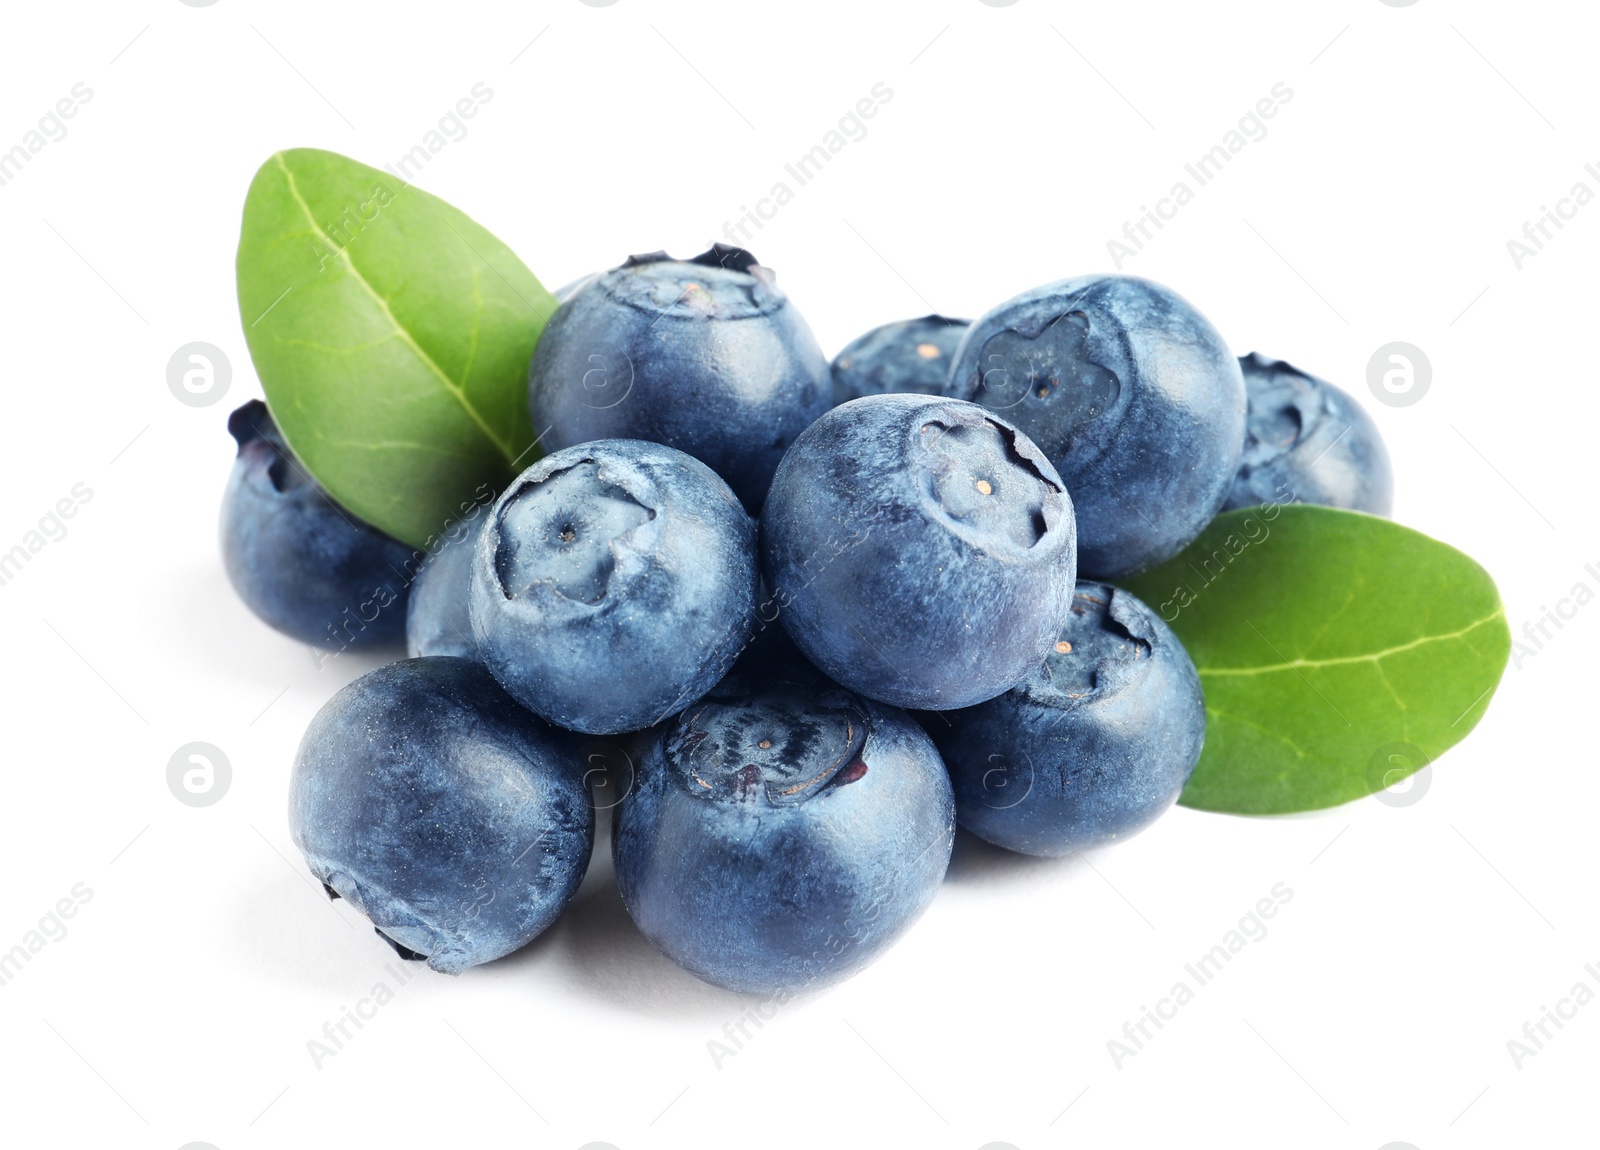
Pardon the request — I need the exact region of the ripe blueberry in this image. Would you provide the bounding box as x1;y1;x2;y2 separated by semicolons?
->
761;394;1076;710
830;314;970;405
406;512;486;660
220;400;412;651
528;244;830;512
949;275;1245;578
930;582;1205;856
290;657;593;973
613;663;954;995
470;439;760;735
1224;352;1394;516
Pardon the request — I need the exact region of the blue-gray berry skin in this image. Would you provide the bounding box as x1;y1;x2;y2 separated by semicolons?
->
406;512;487;659
929;583;1205;857
470;439;761;735
949;275;1246;579
1224;352;1394;516
289;657;594;974
528;245;830;513
760;394;1077;711
220;400;413;651
613;664;954;995
552;272;600;303
830;315;970;406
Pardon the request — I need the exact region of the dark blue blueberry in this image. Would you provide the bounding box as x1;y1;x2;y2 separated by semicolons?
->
760;394;1077;710
528;244;831;513
405;512;486;659
949;275;1246;579
289;657;594;973
929;582;1204;857
1224;352;1394;516
830;314;970;405
469;439;760;735
613;664;954;995
219;400;413;651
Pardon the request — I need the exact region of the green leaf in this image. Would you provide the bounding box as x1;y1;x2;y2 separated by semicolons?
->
236;148;555;549
1120;505;1509;814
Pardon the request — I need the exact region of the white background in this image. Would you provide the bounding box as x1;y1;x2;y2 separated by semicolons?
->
0;2;1593;1148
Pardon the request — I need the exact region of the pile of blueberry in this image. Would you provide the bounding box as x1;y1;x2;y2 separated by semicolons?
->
223;246;1392;995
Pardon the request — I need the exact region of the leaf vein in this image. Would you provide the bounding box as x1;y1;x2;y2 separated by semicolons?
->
320;438;484;460
270;151;516;466
1198;609;1505;678
1206;706;1313;760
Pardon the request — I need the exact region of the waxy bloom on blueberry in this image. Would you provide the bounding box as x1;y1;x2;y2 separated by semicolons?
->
529;244;830;512
830;314;970;405
931;582;1205;857
761;394;1076;711
949;275;1245;579
470;439;760;735
220;399;413;651
613;663;954;995
1224;352;1394;516
406;512;486;660
290;657;594;974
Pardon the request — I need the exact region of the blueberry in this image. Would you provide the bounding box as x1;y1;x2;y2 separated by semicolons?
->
948;275;1246;579
830;314;970;405
289;657;593;973
1223;352;1394;516
220;400;413;651
405;512;486;659
760;394;1077;710
929;582;1204;857
528;244;831;512
552;272;600;303
613;664;954;994
469;439;760;735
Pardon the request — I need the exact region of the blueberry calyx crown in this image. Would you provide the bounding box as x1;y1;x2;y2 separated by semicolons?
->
493;458;657;606
971;311;1120;447
915;412;1065;551
374;927;426;962
227;398;274;452
609;244;781;318
665;677;871;807
227;398;308;494
1238;352;1324;470
622;242;765;278
1029;584;1154;705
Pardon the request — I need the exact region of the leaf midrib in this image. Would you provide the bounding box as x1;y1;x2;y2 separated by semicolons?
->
271;152;516;466
1198;609;1505;678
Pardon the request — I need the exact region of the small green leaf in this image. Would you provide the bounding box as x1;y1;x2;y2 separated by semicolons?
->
236;148;555;549
1120;505;1509;814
